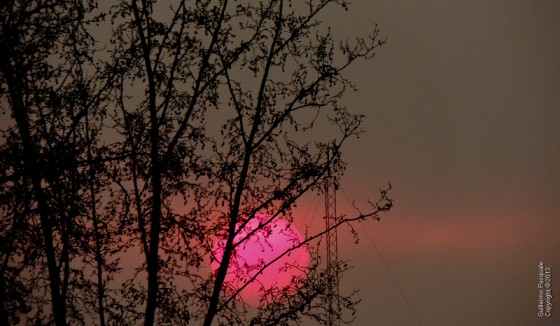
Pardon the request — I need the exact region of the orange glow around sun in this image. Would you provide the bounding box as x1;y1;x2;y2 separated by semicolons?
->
212;214;309;306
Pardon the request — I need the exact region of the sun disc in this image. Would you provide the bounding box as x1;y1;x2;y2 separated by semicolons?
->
212;214;309;306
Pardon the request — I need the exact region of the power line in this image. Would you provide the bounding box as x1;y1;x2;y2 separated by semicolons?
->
340;187;423;326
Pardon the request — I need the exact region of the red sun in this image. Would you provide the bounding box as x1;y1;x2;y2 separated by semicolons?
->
212;214;309;306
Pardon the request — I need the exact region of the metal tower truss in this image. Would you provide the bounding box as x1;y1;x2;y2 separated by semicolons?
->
324;175;340;326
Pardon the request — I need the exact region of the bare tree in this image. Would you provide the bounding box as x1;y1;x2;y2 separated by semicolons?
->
1;1;115;325
0;0;390;325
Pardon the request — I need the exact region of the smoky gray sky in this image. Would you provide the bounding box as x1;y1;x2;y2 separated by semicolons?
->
301;1;560;325
3;1;557;325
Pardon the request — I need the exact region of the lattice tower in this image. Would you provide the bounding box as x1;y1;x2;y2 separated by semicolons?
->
324;175;340;326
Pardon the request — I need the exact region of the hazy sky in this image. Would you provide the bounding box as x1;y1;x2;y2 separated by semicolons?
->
3;1;558;325
296;1;560;325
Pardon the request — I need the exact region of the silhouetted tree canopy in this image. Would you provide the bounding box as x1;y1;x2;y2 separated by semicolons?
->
0;0;390;325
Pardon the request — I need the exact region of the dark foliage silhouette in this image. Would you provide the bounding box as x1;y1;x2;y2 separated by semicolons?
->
0;0;390;325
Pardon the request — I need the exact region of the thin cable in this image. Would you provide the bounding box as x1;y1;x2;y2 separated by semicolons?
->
340;187;423;326
361;227;423;326
298;193;321;233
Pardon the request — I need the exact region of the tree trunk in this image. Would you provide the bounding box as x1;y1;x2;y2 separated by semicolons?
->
3;64;67;326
